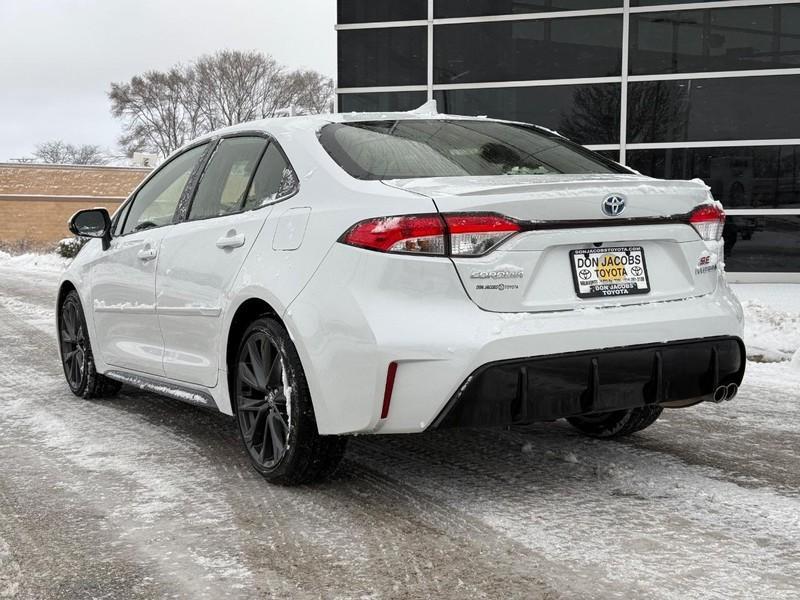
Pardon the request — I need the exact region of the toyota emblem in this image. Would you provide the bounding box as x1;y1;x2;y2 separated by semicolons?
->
602;195;626;217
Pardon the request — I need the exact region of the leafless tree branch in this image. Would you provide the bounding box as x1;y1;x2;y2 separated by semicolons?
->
109;51;334;157
32;140;110;165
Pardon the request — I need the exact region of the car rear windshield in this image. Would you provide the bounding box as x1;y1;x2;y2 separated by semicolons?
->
318;119;625;180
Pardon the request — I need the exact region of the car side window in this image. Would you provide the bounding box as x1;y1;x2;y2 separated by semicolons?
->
187;137;268;221
112;201;131;237
242;143;298;211
122;144;208;235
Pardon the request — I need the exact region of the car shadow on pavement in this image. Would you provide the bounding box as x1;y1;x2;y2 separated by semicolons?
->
95;385;646;494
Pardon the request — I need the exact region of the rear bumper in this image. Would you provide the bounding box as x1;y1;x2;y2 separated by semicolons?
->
430;336;745;429
289;245;745;435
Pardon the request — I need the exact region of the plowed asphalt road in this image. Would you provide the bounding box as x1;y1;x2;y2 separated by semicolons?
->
1;264;799;599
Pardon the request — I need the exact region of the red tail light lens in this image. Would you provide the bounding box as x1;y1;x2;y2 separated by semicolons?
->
689;204;725;241
340;213;522;256
445;214;521;256
341;214;446;255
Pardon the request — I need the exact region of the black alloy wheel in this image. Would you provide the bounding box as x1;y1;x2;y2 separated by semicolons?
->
58;290;122;399
236;330;292;469
233;317;347;485
60;296;88;392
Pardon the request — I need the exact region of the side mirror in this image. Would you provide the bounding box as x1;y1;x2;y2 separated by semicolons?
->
68;208;112;250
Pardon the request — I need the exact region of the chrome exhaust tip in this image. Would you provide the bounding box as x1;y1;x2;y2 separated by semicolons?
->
725;383;738;401
712;385;728;403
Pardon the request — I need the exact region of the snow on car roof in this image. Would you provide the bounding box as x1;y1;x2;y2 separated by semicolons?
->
166;101;561;160
216;110;491;136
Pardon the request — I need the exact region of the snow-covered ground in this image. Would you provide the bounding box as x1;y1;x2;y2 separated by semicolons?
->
734;284;800;365
0;250;70;274
1;253;799;599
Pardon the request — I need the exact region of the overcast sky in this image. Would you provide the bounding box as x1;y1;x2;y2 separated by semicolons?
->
0;0;335;161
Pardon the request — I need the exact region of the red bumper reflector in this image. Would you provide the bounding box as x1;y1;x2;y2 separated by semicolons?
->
381;361;398;419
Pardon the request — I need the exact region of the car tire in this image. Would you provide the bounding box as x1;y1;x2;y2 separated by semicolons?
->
233;316;347;485
566;405;663;439
58;290;123;399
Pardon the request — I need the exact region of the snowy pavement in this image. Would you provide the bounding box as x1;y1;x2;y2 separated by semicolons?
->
1;254;799;599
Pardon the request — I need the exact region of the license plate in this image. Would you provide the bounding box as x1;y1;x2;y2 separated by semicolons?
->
570;246;650;299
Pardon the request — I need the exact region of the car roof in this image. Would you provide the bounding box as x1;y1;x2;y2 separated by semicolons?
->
204;109;556;140
169;104;563;160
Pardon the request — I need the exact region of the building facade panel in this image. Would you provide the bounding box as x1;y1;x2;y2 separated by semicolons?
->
626;145;800;209
627;75;800;143
338;0;427;24
0;197;123;245
629;5;800;75
336;0;800;279
339;91;428;112
435;0;623;19
338;27;427;87
434;17;623;84
723;214;800;272
0;163;149;245
434;83;621;145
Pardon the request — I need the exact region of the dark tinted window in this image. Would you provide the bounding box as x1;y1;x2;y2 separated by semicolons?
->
435;0;621;18
434;17;623;84
339;91;428;113
632;0;739;6
630;5;800;75
242;144;297;210
627;146;800;209
338;28;427;87
627;76;800;143
123;144;208;235
723;215;800;273
112;201;132;237
435;84;621;145
338;0;426;23
189;137;267;221
319;119;624;180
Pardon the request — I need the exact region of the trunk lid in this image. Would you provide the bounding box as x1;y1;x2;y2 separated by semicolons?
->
384;174;721;313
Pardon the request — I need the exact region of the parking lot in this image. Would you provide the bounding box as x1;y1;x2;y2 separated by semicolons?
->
1;258;799;599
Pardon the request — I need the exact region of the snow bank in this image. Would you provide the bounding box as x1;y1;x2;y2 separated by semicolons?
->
0;250;70;273
732;284;800;363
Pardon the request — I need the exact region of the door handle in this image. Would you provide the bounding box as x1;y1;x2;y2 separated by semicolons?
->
137;247;157;261
216;233;246;249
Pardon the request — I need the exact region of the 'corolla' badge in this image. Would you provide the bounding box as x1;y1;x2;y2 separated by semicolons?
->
601;194;626;217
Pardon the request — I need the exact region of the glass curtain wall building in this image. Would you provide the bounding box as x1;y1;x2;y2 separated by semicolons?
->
337;0;800;281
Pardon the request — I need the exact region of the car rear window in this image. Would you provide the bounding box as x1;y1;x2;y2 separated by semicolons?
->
318;119;625;180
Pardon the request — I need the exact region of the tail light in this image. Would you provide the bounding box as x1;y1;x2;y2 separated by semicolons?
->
445;214;521;256
340;214;446;255
689;204;725;241
340;213;521;257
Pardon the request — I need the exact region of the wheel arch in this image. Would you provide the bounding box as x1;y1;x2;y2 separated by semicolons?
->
224;297;281;412
56;279;78;313
56;279;81;342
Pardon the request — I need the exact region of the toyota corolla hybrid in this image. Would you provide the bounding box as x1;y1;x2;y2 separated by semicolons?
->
58;105;745;484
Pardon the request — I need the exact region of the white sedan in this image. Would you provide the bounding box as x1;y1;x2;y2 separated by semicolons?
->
58;107;746;484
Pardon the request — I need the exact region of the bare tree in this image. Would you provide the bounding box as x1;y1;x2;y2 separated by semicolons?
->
285;69;335;115
194;50;293;129
109;67;203;158
109;51;334;157
33;140;109;165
